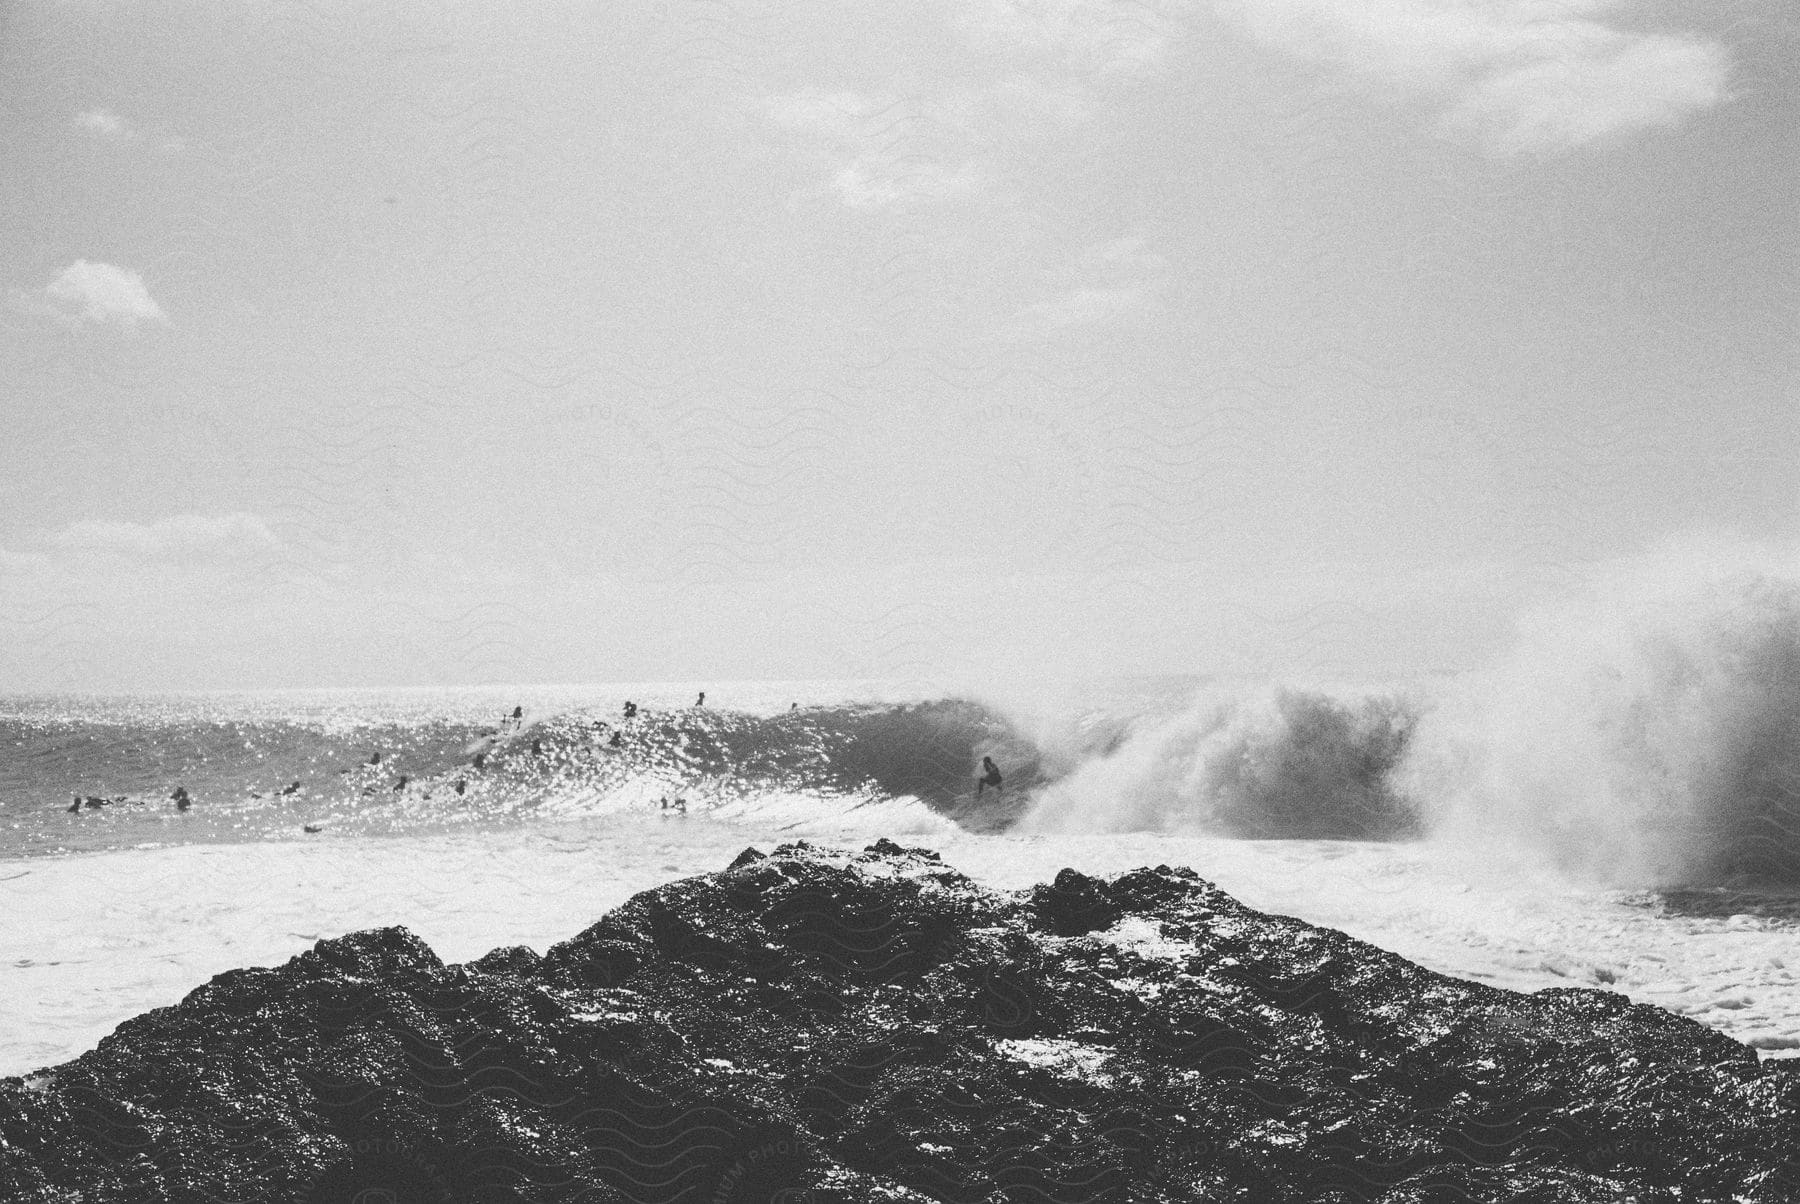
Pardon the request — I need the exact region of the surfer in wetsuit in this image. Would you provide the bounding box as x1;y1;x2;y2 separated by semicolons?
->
976;756;1003;799
172;786;191;811
623;701;637;719
695;691;705;708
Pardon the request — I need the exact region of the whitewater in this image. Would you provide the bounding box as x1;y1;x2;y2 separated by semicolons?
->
8;557;1800;1077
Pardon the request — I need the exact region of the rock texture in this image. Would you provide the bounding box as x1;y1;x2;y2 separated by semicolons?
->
4;840;1799;1202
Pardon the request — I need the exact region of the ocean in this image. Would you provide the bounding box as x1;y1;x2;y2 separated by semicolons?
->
8;610;1800;1078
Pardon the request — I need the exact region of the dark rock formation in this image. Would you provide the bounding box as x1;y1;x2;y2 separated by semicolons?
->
4;839;1799;1202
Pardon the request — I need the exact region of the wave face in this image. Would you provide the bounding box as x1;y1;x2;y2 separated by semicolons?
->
1401;561;1800;887
0;696;1047;857
1020;687;1421;840
1017;551;1800;889
21;547;1800;892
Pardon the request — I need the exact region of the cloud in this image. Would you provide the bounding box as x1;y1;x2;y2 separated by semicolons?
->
827;156;984;209
763;88;985;210
44;514;279;561
1009;286;1149;336
75;108;131;140
1212;0;1730;152
1078;235;1167;275
74;107;186;155
954;0;1184;77
1445;30;1729;152
19;260;169;331
1006;233;1168;337
756;2;1188;210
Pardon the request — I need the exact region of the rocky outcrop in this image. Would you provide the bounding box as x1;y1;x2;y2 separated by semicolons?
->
3;840;1798;1202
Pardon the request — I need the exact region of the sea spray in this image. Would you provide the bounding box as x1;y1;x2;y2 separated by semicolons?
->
1020;685;1419;838
1401;547;1800;887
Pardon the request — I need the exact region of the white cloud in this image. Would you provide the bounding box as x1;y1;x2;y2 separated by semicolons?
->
763;88;985;210
1212;0;1729;152
29;260;169;331
757;1;1183;210
1005;232;1169;337
1078;235;1167;275
75;108;131;140
45;514;278;561
1445;30;1728;152
955;0;1183;77
1009;285;1148;336
828;156;983;209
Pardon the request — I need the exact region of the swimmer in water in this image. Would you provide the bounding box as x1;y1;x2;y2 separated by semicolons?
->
624;701;637;719
172;786;191;812
976;756;1003;799
695;691;705;707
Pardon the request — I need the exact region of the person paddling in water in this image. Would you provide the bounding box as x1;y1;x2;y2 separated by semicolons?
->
976;756;1003;798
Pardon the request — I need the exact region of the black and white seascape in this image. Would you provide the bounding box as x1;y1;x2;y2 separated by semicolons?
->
4;2;1799;1201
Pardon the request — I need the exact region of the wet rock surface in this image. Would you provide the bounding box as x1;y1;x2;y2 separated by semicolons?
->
4;839;1799;1202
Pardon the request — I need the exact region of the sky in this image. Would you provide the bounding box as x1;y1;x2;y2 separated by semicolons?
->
0;0;1795;691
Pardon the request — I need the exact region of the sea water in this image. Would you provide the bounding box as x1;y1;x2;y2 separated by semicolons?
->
9;631;1800;1078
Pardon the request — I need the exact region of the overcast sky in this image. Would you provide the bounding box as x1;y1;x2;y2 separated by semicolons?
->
1;0;1794;690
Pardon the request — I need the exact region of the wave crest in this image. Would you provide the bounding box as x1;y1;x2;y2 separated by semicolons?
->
1020;687;1420;839
1402;564;1800;887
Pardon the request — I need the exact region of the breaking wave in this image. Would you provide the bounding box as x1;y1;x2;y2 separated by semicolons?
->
1019;686;1422;840
0;698;1051;856
18;542;1800;889
1401;551;1800;887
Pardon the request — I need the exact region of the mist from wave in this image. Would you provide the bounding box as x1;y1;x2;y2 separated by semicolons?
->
1015;684;1422;840
1401;542;1800;888
1010;540;1800;890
